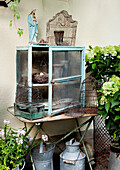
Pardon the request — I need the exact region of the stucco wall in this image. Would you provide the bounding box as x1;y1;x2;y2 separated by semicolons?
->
0;0;120;136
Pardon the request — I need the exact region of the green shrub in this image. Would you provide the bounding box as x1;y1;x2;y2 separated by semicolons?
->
86;45;120;83
97;75;120;144
86;45;120;144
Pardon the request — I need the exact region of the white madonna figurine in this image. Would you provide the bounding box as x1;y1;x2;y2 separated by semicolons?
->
28;9;38;43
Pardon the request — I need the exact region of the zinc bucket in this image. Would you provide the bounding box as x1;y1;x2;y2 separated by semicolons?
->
32;142;55;170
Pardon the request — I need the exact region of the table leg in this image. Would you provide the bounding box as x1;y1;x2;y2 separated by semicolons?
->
55;117;93;145
75;118;94;170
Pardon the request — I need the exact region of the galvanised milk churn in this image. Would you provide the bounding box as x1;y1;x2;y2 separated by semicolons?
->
60;138;86;170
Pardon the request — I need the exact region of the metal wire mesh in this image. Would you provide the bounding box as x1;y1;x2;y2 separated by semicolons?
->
79;76;100;110
14;84;45;120
15;84;43;103
94;115;111;170
66;77;100;117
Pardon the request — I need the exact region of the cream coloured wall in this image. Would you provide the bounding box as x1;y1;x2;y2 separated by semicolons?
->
0;0;120;136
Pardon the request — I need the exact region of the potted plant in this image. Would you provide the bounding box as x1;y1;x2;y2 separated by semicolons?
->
97;75;120;169
0;120;42;170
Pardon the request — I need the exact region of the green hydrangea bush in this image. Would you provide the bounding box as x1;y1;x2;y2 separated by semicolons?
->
86;45;120;145
97;75;120;144
86;45;120;83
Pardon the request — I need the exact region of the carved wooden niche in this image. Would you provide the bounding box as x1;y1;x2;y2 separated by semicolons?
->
46;10;78;46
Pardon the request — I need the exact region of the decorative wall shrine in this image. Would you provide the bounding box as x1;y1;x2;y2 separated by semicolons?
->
46;10;78;46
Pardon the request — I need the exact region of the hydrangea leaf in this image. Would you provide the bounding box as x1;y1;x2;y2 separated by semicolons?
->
105;102;110;113
111;101;120;108
114;115;120;121
92;63;96;69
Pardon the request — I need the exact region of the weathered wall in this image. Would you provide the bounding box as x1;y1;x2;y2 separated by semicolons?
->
0;0;120;136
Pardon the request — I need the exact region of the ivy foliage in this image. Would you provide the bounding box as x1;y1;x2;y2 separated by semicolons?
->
9;0;23;37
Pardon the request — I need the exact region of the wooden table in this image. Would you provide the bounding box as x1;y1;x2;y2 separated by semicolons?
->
7;106;97;123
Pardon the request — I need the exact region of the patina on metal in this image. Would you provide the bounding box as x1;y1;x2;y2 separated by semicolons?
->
31;143;55;170
14;84;45;120
60;138;86;170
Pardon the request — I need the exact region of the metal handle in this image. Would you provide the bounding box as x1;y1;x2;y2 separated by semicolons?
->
51;80;55;84
20;161;25;170
69;138;75;144
63;159;75;165
62;150;84;165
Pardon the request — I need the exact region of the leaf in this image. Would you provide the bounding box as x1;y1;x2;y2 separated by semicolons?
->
89;45;93;50
98;105;104;110
106;59;110;66
114;91;119;100
114;129;119;134
9;20;12;27
102;112;108;119
14;10;20;19
9;2;17;11
111;101;120;108
110;122;117;130
97;110;103;115
105;102;110;113
116;136;119;142
18;0;21;3
30;139;43;150
115;68;118;72
10;160;13;164
115;108;120;111
92;63;96;69
110;98;114;103
17;28;23;37
114;115;120;121
113;133;116;139
105;120;111;130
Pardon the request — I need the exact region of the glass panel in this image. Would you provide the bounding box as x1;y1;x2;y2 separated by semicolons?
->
52;78;81;111
17;50;28;85
16;85;48;104
32;51;49;84
52;51;81;79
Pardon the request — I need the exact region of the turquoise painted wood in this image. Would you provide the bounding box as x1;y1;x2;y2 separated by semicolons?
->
15;45;85;118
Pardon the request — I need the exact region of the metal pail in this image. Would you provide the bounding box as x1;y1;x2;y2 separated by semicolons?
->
32;143;55;170
13;161;25;170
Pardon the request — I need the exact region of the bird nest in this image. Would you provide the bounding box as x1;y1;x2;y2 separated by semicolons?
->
32;72;48;83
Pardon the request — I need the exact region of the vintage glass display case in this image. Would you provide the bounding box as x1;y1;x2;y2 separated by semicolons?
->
14;45;85;119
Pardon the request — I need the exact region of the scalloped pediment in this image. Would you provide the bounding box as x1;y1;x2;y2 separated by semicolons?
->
46;10;78;46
